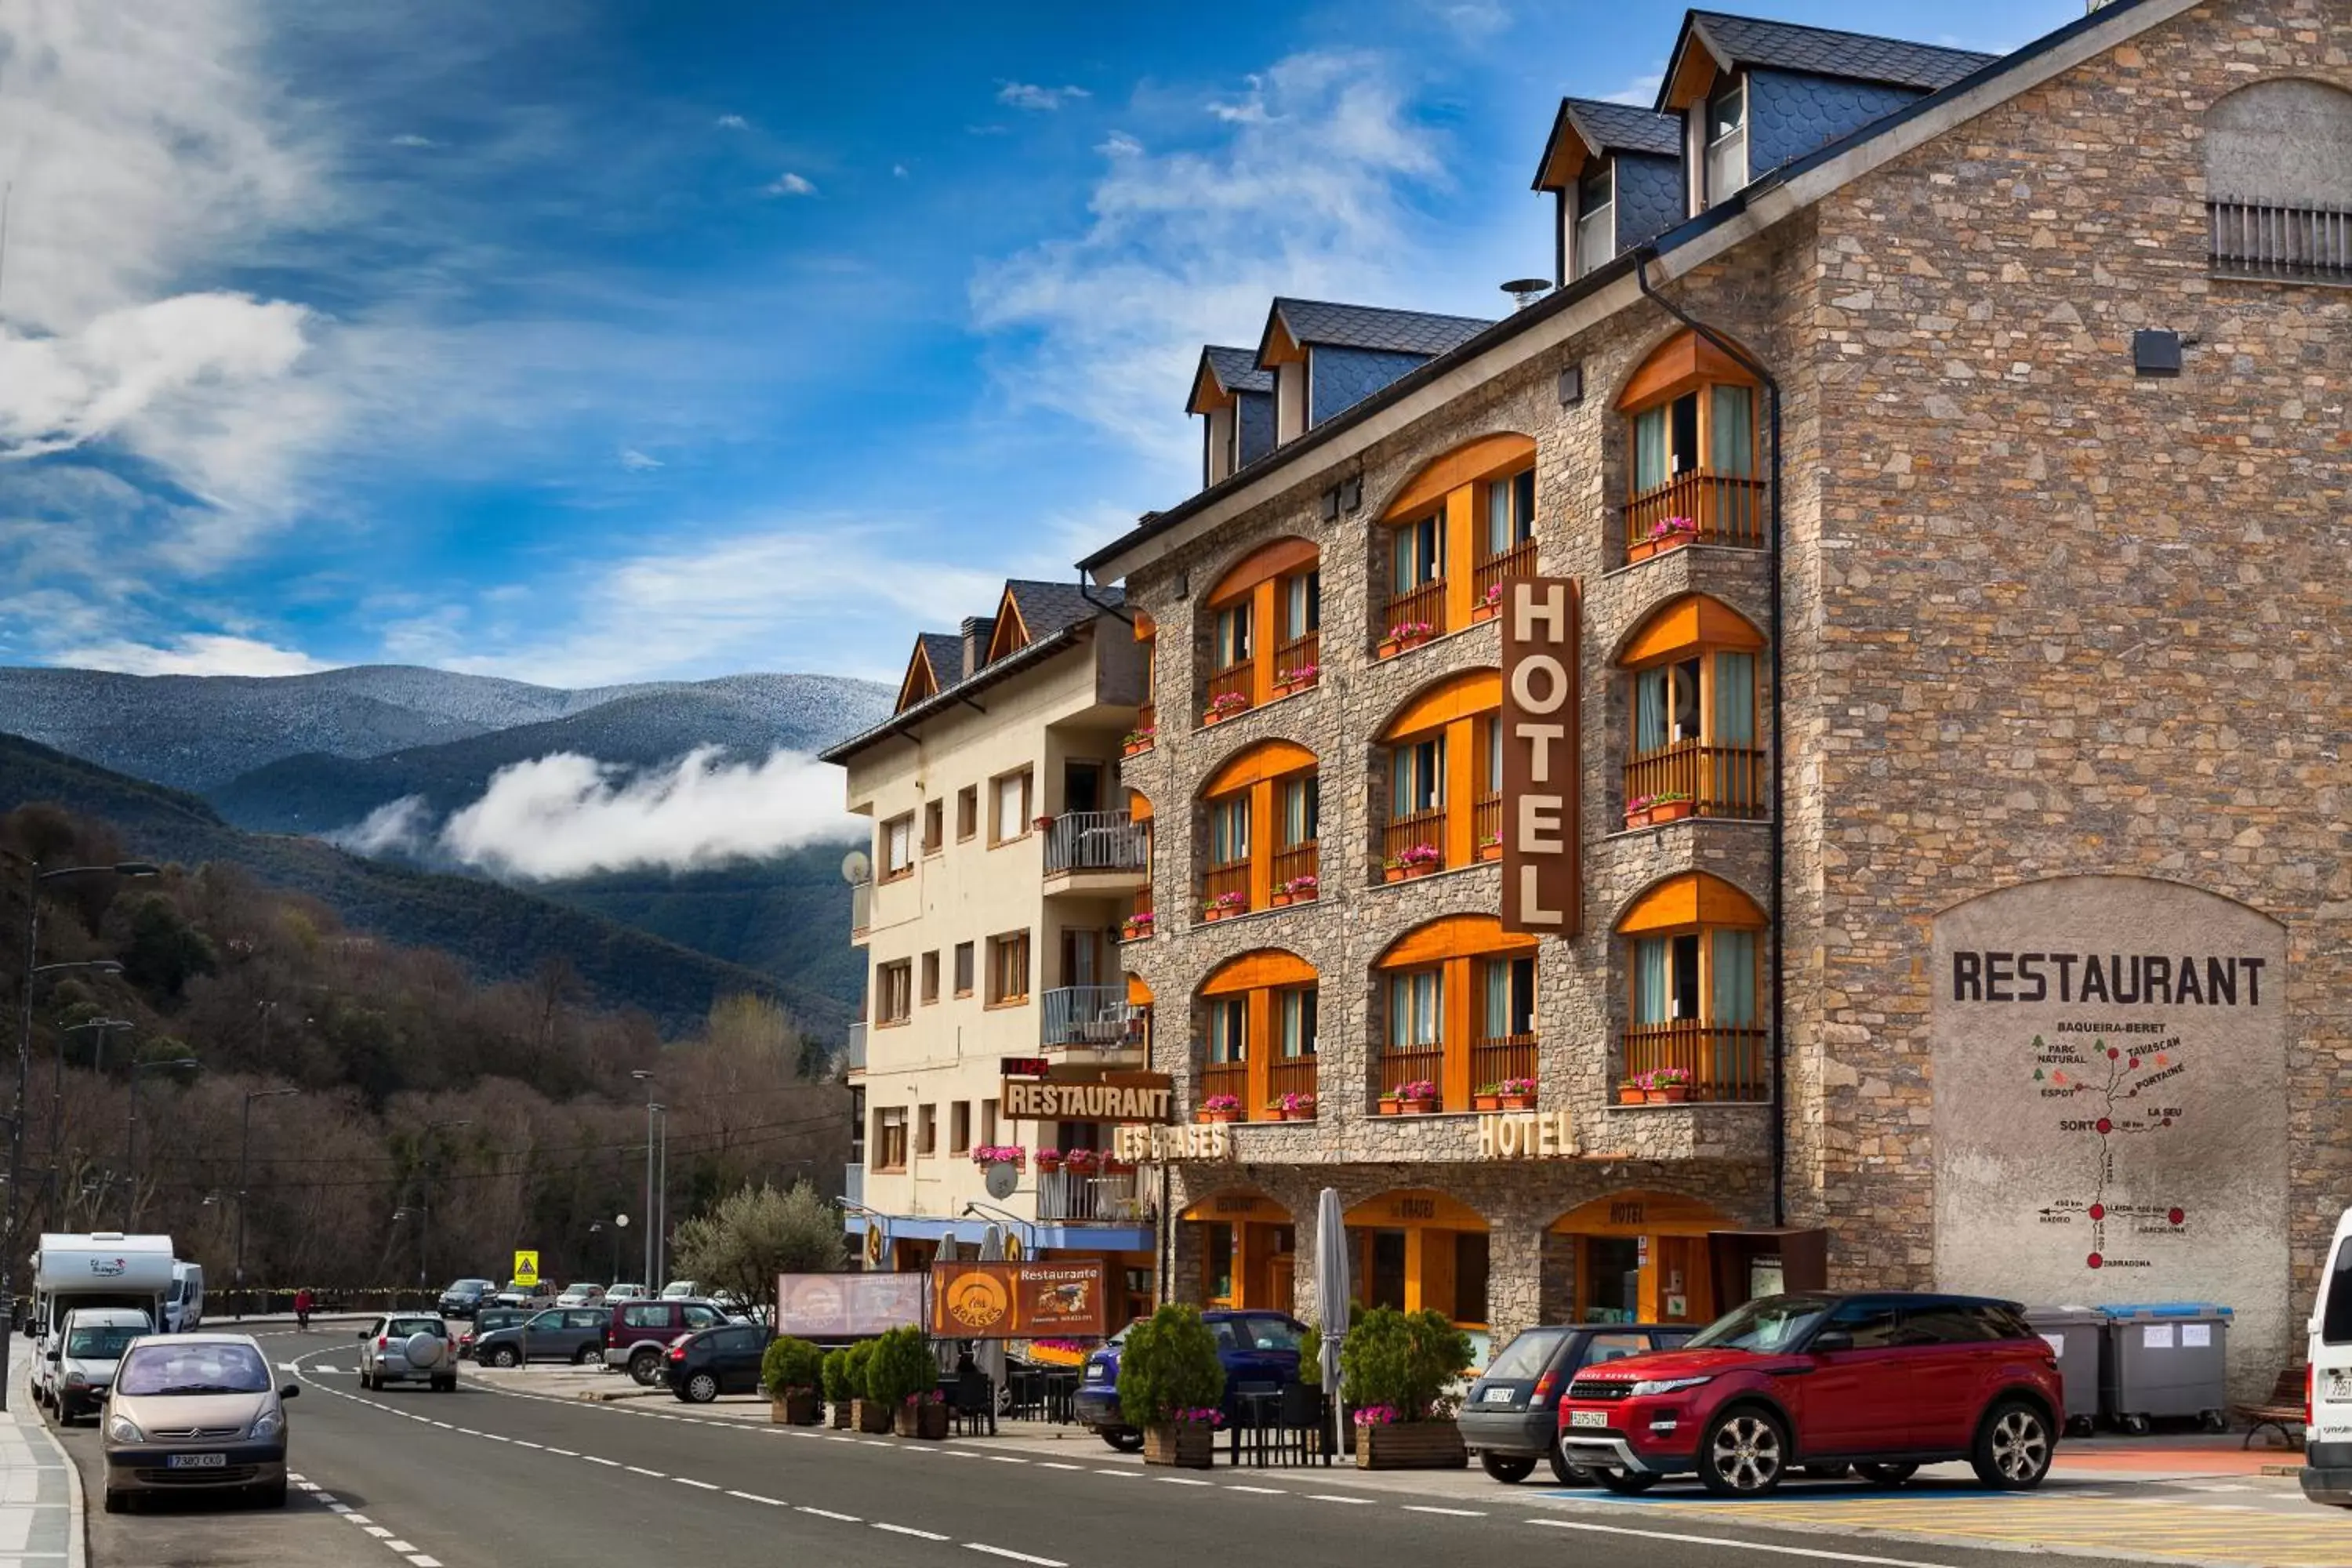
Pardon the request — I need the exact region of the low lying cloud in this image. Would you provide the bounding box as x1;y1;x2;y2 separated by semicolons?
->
326;794;434;857
56;632;328;677
435;746;859;880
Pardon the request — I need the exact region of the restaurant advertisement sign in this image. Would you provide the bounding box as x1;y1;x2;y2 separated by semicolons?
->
775;1272;928;1338
930;1258;1109;1339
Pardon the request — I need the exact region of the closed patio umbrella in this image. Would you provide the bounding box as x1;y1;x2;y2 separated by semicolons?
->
975;1225;1008;1413
1313;1187;1348;1453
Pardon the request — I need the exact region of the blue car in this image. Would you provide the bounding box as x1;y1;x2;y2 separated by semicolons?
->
1073;1309;1307;1451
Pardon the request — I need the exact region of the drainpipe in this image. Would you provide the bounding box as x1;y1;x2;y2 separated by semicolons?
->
1634;248;1788;1229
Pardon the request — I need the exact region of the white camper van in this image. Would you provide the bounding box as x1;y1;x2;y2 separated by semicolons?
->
2306;1207;2352;1508
165;1261;205;1332
27;1233;176;1411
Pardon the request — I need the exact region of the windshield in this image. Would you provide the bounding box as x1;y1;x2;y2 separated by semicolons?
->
448;1279;489;1294
117;1341;271;1396
1483;1329;1566;1381
67;1326;142;1359
1683;1295;1834;1352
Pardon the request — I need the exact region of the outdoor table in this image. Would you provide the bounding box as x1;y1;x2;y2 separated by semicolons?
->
1043;1369;1080;1424
1229;1388;1283;1467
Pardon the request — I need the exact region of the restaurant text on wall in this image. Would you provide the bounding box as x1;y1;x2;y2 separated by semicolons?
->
1501;577;1581;936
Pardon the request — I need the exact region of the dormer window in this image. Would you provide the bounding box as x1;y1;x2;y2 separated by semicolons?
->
1704;79;1747;205
1572;160;1615;280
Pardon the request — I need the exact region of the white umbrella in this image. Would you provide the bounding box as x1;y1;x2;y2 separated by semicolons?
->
975;1225;1008;1414
1313;1188;1348;1412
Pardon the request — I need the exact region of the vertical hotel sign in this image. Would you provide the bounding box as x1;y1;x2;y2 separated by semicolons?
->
1501;578;1581;936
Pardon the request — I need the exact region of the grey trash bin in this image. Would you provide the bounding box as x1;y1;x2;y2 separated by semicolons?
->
2100;1302;2233;1434
2024;1305;2104;1435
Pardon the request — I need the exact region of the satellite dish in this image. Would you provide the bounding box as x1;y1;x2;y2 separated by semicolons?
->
613;1214;630;1229
841;849;872;885
984;1163;1019;1201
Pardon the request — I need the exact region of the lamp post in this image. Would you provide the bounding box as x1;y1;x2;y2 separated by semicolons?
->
235;1087;299;1318
590;1214;629;1283
53;1012;130;1218
0;857;155;1413
124;1057;199;1229
630;1070;659;1288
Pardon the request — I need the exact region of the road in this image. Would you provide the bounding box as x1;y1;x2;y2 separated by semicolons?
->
42;1327;2301;1568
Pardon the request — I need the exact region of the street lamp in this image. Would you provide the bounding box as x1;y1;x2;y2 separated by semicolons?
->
53;1014;131;1215
631;1070;665;1289
124;1057;199;1228
235;1087;300;1318
1;857;154;1413
590;1214;630;1283
405;1120;470;1292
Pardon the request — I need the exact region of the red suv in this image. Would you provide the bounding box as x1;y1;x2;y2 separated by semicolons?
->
1556;1292;2063;1498
604;1299;731;1385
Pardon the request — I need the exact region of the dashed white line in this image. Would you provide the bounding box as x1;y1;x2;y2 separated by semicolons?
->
512;1439;542;1450
410;1557;442;1567
1304;1493;1374;1505
1225;1484;1286;1494
674;1478;720;1492
985;1454;1028;1464
546;1446;578;1456
1526;1518;1964;1567
964;1546;1065;1568
1156;1476;1213;1486
364;1526;395;1539
727;1490;787;1505
585;1455;621;1467
798;1506;861;1523
1403;1505;1483;1517
346;1514;375;1525
1094;1468;1139;1478
623;1465;666;1477
384;1541;416;1552
874;1523;951;1541
1037;1461;1083;1471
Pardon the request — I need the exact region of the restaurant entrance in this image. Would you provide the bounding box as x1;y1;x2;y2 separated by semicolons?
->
1550;1189;1728;1326
1180;1189;1295;1311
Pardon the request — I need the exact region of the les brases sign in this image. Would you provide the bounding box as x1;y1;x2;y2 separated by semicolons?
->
1501;578;1581;936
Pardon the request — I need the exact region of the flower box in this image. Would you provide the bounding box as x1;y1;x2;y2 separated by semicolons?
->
1403;861;1436;878
1477;838;1502;862
1122;738;1154;757
1624;801;1654;829
895;1398;949;1440
1400;1098;1439;1114
1120;916;1154;942
1355;1417;1468;1471
1629;517;1697;564
1143;1423;1216;1469
1383;865;1406;883
852;1398;894;1434
1473;1093;1501;1112
1199;1108;1240;1124
771;1390;822;1425
1650;797;1694;824
1378;1095;1401;1116
1646;1085;1690;1103
1499;1093;1536;1111
1261;1106;1287;1122
1270;891;1292;908
1033;815;1056;833
1617;1084;1646;1105
1280;876;1319;902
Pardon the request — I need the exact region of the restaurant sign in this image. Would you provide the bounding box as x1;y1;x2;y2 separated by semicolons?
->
930;1258;1109;1339
775;1272;927;1338
1000;1072;1174;1124
1111;1121;1232;1163
1501;578;1581;936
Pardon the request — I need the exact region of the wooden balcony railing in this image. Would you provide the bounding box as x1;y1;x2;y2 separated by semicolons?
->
1202;857;1251;917
1472;793;1501;855
1273;630;1321;690
1271;840;1319;900
1377;1046;1446;1104
1624;742;1769;822
1135;701;1157;740
1470;1033;1538;1091
1379;579;1448;647
1207;661;1254;717
1267;1055;1318;1108
1624;471;1767;554
1472;539;1537;608
2210;199;2352;285
1622;1022;1769;1102
1199;1062;1250;1118
1379;807;1447;875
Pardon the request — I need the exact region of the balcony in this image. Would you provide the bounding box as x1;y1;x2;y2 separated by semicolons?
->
1266;1054;1317;1111
1622;1022;1769;1102
843;1021;868;1073
1472;539;1536;615
1624;471;1766;556
1378;579;1448;653
1470;1032;1538;1091
1378;807;1447;879
1199;1061;1248;1118
1036;1167;1145;1225
1272;630;1320;695
1201;857;1250;921
1270;840;1319;904
849;878;871;944
2210;199;2352;285
1040;985;1148;1062
1624;742;1768;824
1042;811;1150;894
1205;660;1254;724
1376;1045;1445;1105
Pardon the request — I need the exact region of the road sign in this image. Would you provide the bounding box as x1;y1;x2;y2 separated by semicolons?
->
513;1250;540;1287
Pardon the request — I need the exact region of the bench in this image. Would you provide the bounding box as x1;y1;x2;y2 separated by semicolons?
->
2230;1366;2307;1450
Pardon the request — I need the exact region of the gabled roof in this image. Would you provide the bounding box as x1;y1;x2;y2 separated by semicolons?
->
1004;579;1121;642
1534;97;1686;191
1661;9;1999;111
893;633;963;714
1258;298;1494;366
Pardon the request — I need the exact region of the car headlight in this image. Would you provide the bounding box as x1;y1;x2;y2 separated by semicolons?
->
1628;1375;1714;1397
249;1409;285;1443
64;1370;88;1387
105;1413;144;1443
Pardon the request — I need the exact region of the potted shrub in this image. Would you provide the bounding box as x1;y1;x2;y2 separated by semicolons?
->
1473;1083;1503;1112
1278;1091;1316;1121
1199;1094;1242;1124
1396;1080;1439;1114
1120;910;1156;942
1617;1077;1647;1105
1281;874;1319;904
1034;1146;1065;1173
763;1336;826;1425
1205;691;1250;724
1276;662;1320;695
864;1325;940;1439
1382;856;1407;884
822;1347;854;1428
1377;1091;1402;1116
1497;1077;1538;1110
1117;1304;1228;1469
1645;1066;1693;1104
1121;726;1157;757
1649;790;1695;824
1203;889;1247;922
1477;834;1502;863
846;1340;892;1432
1339;1305;1473;1469
1062;1148;1101;1175
1624;794;1655;829
1472;581;1505;622
1628;514;1698;563
1270;884;1294;909
1398;843;1442;878
1262;1098;1289;1123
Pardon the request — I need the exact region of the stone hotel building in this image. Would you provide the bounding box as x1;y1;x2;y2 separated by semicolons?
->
841;0;2352;1386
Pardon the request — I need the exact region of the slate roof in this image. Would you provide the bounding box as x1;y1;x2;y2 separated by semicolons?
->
1004;579;1123;642
1266;298;1494;359
1201;345;1273;396
1674;11;2000;102
1563;97;1686;159
916;632;964;689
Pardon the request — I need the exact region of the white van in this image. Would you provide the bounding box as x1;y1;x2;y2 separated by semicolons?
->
39;1306;153;1423
165;1261;205;1332
2307;1207;2352;1508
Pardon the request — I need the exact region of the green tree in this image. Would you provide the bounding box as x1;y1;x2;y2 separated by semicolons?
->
761;1336;826;1397
1336;1305;1472;1422
863;1325;935;1408
1117;1303;1225;1428
121;894;217;999
668;1179;843;1312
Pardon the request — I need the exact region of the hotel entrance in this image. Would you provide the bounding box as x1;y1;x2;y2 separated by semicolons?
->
1550;1190;1729;1326
1344;1189;1490;1331
1180;1189;1297;1312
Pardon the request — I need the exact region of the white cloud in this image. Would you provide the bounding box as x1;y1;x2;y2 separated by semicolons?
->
997;82;1089;111
1096;132;1144;158
764;171;816;197
713;114;750;130
438;747;860;879
617;446;662;471
55;632;329;677
325;793;433;857
389;132;437;147
891;162;909;179
1599;66;1667;107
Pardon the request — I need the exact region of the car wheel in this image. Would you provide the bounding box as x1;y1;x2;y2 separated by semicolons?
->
434;1376;457;1392
254;1481;289;1509
574;1345;601;1367
1591;1466;1659;1495
1699;1406;1789;1498
488;1346;520;1369
1480;1453;1537;1484
102;1488;129;1515
1099;1428;1145;1454
684;1371;720;1404
1856;1461;1918;1486
629;1349;664;1387
1548;1447;1594;1486
1971;1399;2054;1490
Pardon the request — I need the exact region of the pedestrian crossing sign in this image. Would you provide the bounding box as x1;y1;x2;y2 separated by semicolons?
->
513;1250;539;1287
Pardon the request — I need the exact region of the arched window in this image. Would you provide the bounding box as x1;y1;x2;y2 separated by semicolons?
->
1202;538;1321;723
2205;80;2352;284
1616;873;1767;1102
1618;594;1768;824
1197;949;1319;1122
1374;915;1541;1112
1375;670;1502;878
1200;740;1319;920
1374;434;1537;657
1617;331;1763;555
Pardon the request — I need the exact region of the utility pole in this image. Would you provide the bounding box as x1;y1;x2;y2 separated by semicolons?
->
125;1057;198;1229
236;1087;298;1318
632;1070;656;1286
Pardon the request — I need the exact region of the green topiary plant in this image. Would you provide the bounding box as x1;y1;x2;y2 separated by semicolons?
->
1117;1303;1226;1428
1336;1305;1473;1422
863;1324;936;1408
844;1338;878;1400
762;1335;825;1398
821;1347;851;1403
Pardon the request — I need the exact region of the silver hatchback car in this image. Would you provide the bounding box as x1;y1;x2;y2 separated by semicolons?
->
101;1333;296;1512
356;1314;458;1392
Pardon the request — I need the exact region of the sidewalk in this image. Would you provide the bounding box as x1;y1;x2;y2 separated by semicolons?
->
2;1360;85;1568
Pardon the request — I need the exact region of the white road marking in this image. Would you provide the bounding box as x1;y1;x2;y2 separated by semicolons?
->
280;1362;299;1371
874;1523;952;1541
1094;1468;1139;1477
346;1515;374;1525
1156;1477;1214;1486
1526;1518;1965;1567
727;1490;787;1505
1037;1461;1083;1471
385;1542;416;1552
1304;1494;1373;1504
365;1526;394;1538
512;1440;542;1450
675;1478;720;1491
585;1456;621;1467
799;1507;861;1523
410;1557;442;1566
986;1455;1027;1464
1225;1484;1286;1494
1403;1505;1483;1517
964;1546;1065;1567
547;1446;577;1455
623;1465;665;1477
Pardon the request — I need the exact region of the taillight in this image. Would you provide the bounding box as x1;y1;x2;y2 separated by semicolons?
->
1531;1370;1558;1410
377;1337;389;1349
669;1345;688;1361
2307;1363;2314;1429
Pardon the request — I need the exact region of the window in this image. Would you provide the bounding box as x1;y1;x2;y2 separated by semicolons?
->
1207;997;1247;1064
1454;1232;1490;1326
1391;735;1446;818
1279;570;1319;641
923;800;945;855
1208;795;1251;866
950;1102;971;1155
681;1304;724;1330
876;960;913;1025
992;770;1033;844
980;1098;999;1149
1387;968;1443;1048
1480;955;1536;1037
1213;601;1253;672
1391;514;1443;595
920;950;940;1004
1898;1305;2003;1345
1483;467;1536;559
1631;930;1759;1032
2205;80;2352;285
917;1103;936;1156
953;941;975;997
956;786;978;840
1704;78;1747;205
882;815;915;880
622;1304;669;1329
1279;776;1318;848
1276;359;1306;442
874;1108;909;1171
1817;1298;1903;1351
1573;159;1614;279
1277;988;1317;1058
987;931;1032;1005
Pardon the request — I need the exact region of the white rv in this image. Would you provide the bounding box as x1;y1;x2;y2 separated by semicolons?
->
165;1260;205;1332
27;1232;176;1410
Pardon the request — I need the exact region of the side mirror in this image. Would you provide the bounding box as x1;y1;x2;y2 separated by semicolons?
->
281;1385;301;1400
356;1329;371;1340
1810;1330;1855;1354
47;1352;62;1363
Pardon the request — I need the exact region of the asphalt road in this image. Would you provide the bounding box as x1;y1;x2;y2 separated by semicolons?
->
42;1322;2184;1568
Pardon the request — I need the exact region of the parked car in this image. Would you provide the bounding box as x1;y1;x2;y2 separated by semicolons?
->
356;1314;458;1392
1076;1309;1305;1451
457;1307;531;1359
438;1279;495;1319
666;1323;773;1403
606;1298;731;1385
1462;1323;1696;1483
41;1307;153;1423
165;1262;205;1334
659;1279;702;1301
474;1306;612;1368
556;1283;607;1307
2305;1204;2352;1509
102;1332;297;1512
493;1279;554;1308
605;1283;651;1302
1555;1292;2064;1498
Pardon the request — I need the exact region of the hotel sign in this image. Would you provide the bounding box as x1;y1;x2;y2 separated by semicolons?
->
1477;1110;1578;1159
1000;1073;1174;1124
1501;578;1582;935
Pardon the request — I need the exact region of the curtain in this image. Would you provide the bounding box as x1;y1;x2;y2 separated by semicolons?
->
1482;960;1508;1041
1285;572;1320;637
1392;739;1443;816
1635;668;1669;754
1711;930;1759;1025
1634;406;1669;492
1484;717;1502;796
1713;653;1756;746
1284;778;1318;845
1711;386;1754;477
1281;990;1317;1057
1513;469;1536;544
1210;999;1246;1063
996;776;1025;840
1388;972;1440;1047
1635;938;1671;1025
1212;798;1250;863
1218;603;1251;666
1486;480;1512;557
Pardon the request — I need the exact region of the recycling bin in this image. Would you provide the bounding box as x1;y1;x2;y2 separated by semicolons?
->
2023;1305;2104;1435
2100;1302;2233;1433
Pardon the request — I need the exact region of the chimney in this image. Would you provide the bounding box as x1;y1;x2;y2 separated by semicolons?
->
961;616;996;677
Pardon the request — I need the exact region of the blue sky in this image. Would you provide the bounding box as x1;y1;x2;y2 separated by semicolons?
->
0;0;2074;688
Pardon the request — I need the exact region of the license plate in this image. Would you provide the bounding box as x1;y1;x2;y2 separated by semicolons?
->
165;1453;228;1469
1482;1386;1515;1405
1570;1410;1610;1428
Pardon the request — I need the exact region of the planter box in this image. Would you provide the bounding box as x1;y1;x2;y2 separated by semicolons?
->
1618;1087;1646;1105
833;1399;853;1428
1624;808;1653;829
1402;861;1438;877
1120;922;1152;942
772;1390;822;1425
1378;1097;1401;1116
1144;1423;1216;1469
1399;1098;1439;1115
1383;866;1406;883
1122;739;1153;758
1261;1108;1287;1122
1646;1087;1691;1104
1477;844;1502;862
1473;1094;1501;1112
1270;891;1292;908
853;1398;894;1434
1200;1109;1240;1124
1628;533;1693;563
1498;1094;1536;1111
1356;1418;1468;1471
1650;799;1694;824
895;1402;949;1439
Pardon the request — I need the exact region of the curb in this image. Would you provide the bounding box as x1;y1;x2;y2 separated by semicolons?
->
23;1398;89;1568
2257;1461;2305;1476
